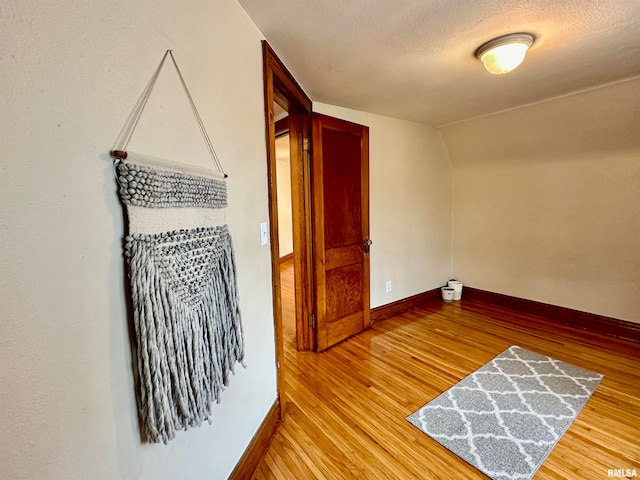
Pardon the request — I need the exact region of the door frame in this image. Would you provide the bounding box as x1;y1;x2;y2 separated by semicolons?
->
262;41;314;419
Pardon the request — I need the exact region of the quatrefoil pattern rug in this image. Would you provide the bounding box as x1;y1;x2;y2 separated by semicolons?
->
407;346;603;480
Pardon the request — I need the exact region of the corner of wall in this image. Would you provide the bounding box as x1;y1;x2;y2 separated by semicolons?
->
436;127;455;281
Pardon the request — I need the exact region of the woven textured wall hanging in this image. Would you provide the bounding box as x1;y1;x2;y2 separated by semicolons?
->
112;51;244;444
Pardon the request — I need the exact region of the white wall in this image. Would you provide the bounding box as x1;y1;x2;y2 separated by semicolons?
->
275;135;294;257
0;1;277;479
441;78;640;323
313;104;453;308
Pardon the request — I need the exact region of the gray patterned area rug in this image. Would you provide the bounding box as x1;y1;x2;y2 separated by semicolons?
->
407;345;603;480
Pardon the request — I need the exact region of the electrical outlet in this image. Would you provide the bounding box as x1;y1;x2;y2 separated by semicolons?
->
385;280;392;292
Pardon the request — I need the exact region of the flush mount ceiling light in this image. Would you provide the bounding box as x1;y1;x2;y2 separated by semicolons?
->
476;33;535;75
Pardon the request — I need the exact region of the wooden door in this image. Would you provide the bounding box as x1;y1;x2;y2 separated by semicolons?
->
312;113;370;352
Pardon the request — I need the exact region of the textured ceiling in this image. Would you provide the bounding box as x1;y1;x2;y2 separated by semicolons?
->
238;0;640;126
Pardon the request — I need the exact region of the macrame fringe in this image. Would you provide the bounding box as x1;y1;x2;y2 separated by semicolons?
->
126;227;244;444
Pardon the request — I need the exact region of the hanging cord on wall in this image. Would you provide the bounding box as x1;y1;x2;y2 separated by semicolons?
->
167;51;225;175
111;51;169;162
111;50;227;178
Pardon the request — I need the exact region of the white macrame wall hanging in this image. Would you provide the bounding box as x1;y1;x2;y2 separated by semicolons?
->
112;51;244;444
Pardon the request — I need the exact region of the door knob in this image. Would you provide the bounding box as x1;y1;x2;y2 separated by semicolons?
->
363;237;373;253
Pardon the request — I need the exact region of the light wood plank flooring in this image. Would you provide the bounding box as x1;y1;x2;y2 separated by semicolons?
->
254;261;640;478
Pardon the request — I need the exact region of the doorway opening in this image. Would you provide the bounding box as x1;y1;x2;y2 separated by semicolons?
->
262;41;314;418
274;110;296;352
263;42;371;418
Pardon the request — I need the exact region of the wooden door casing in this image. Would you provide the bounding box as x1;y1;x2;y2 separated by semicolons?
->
262;41;314;421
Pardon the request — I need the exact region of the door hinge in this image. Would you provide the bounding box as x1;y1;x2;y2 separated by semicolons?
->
303;137;311;152
309;313;316;329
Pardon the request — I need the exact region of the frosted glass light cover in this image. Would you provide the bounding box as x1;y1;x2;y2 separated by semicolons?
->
480;42;529;74
476;34;534;75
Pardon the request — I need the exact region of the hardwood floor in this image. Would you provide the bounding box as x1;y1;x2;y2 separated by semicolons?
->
254;261;640;478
